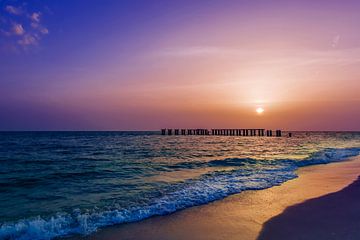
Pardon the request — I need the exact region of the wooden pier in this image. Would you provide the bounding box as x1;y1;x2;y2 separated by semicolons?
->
161;128;282;137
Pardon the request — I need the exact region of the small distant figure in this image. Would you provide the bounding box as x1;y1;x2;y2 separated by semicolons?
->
288;132;293;137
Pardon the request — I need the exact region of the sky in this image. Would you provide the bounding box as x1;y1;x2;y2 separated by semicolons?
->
0;0;359;130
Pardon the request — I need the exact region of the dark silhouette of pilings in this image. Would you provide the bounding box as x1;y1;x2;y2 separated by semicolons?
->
276;130;282;137
266;130;273;137
161;128;283;137
258;129;264;136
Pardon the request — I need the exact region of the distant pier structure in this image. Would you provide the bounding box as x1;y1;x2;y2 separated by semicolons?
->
161;128;283;137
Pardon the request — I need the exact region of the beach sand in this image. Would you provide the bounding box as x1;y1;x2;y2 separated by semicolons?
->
74;156;360;240
258;176;360;239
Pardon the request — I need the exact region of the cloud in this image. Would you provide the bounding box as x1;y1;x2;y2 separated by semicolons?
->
331;35;341;48
156;46;236;57
12;23;25;35
30;12;41;22
1;28;11;37
40;27;49;34
5;5;22;15
152;46;360;68
1;5;50;50
30;22;39;29
17;34;38;46
30;22;49;35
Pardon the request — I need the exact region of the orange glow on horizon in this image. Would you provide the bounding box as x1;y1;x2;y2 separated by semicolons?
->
256;107;264;114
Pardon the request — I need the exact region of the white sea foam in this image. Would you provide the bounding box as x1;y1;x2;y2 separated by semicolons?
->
1;147;359;240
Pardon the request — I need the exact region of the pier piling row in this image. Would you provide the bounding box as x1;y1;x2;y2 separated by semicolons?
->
161;129;282;137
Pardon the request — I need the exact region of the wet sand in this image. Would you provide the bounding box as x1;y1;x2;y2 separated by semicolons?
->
74;156;360;240
258;177;360;240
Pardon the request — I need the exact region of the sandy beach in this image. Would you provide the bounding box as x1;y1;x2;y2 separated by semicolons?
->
2;1;360;239
71;156;360;240
258;175;360;239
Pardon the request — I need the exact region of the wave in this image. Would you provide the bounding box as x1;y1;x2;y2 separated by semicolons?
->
1;147;359;240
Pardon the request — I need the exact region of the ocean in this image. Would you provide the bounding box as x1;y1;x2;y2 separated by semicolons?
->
0;131;359;240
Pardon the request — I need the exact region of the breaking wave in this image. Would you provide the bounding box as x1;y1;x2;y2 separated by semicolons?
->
1;147;359;240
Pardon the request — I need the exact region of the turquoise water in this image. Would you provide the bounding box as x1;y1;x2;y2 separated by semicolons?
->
0;131;359;240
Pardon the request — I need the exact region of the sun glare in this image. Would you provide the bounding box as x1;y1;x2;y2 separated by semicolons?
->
256;107;264;114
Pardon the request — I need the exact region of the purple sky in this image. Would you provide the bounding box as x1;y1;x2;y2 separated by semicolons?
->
1;0;360;130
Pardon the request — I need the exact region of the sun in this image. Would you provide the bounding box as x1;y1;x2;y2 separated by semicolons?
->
256;107;264;114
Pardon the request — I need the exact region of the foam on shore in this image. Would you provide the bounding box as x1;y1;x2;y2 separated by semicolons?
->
1;147;360;240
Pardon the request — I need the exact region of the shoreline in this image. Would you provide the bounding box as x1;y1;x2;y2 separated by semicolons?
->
258;175;360;239
72;155;360;240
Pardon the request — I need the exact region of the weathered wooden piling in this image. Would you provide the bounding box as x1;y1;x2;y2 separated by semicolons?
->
266;130;269;136
161;128;283;137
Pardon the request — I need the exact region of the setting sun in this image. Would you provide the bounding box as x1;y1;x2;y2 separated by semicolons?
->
1;2;360;240
256;107;264;114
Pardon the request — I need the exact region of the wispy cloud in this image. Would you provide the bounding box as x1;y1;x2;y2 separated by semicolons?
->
1;4;49;51
17;34;37;46
12;23;25;35
157;46;236;57
331;35;341;48
30;12;41;22
5;5;23;15
30;22;49;35
152;46;360;67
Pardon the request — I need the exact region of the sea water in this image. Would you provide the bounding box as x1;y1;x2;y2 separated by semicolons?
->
0;131;359;240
